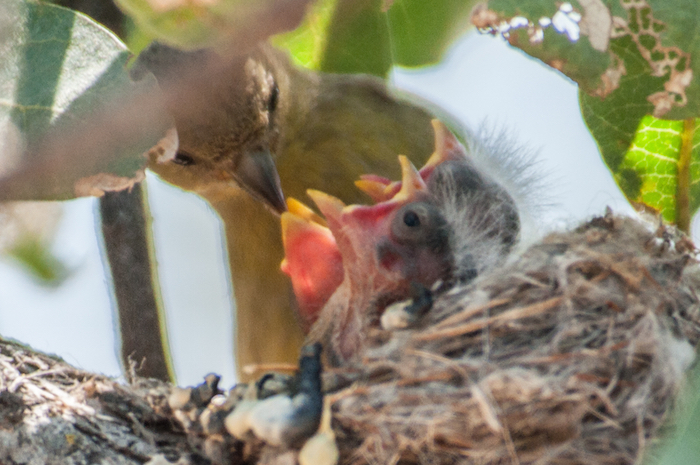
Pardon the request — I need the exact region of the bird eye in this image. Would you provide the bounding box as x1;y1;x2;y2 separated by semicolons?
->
173;151;195;166
390;201;449;253
403;211;421;227
391;202;435;244
267;82;279;113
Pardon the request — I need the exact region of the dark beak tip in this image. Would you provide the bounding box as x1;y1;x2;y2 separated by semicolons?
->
235;149;287;214
269;189;288;214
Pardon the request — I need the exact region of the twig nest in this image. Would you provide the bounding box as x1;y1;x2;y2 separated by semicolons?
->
166;213;700;465
325;213;700;464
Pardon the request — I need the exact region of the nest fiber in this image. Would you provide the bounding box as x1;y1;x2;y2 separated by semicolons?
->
324;214;700;464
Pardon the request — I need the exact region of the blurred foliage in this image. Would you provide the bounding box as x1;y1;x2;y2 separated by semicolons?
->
0;201;66;286
646;364;700;465
0;0;168;200
111;0;477;77
113;0;312;51
273;0;477;77
8;236;67;285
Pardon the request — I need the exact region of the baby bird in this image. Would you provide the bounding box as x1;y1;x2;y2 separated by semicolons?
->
281;120;527;365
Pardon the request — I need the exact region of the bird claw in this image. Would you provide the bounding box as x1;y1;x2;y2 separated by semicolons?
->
224;343;324;449
298;397;339;465
380;282;434;330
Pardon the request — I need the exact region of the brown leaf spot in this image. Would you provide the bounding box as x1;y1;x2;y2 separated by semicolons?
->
647;91;675;118
548;59;566;71
148;126;179;164
594;58;626;97
74;171;145;197
577;0;612;52
471;3;500;30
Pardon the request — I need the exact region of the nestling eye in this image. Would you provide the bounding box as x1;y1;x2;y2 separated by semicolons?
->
403;211;420;227
173;151;195;166
391;202;446;246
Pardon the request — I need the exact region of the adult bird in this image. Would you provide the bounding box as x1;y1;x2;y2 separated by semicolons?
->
134;42;437;379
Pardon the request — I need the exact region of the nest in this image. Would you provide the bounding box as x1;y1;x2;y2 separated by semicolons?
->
319;213;700;464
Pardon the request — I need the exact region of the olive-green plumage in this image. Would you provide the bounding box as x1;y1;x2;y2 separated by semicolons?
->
138;42;435;380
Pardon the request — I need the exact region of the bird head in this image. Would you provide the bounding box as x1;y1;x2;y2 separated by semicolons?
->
134;42;287;213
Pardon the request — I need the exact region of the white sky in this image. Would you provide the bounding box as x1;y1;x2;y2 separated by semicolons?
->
0;31;647;387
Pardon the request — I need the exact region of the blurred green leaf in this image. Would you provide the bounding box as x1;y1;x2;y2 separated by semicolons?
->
274;0;478;77
0;0;170;200
116;0;477;76
114;0;311;51
386;0;475;67
270;0;337;70
483;0;700;228
8;236;67;285
646;365;700;465
315;0;392;76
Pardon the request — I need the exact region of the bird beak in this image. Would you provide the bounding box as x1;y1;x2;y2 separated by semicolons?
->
393;155;427;202
233;149;288;214
286;198;328;227
354;119;465;202
306;156;427;257
280;198;343;331
354;174;393;203
418;119;465;179
306;189;347;231
280;148;440;337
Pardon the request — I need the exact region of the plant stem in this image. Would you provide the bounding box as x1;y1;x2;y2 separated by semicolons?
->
676;118;695;234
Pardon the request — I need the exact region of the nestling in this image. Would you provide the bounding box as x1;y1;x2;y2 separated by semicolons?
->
281;120;534;365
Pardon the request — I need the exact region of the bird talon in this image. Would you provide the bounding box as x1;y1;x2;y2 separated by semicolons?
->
225;343;324;448
380;282;434;330
299;396;338;465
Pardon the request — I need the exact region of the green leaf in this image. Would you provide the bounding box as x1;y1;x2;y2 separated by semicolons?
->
274;0;478;77
648;365;700;465
385;0;475;67
602;116;700;226
270;0;337;70
0;0;170;200
113;0;311;51
483;0;699;118
481;0;700;228
318;0;392;76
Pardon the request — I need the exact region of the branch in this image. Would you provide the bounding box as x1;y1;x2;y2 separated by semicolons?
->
0;338;188;464
99;184;173;382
